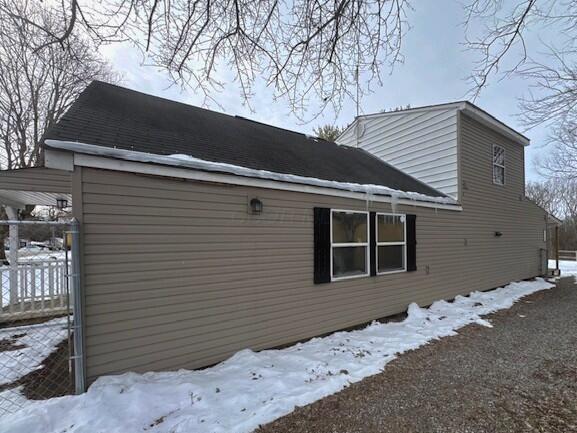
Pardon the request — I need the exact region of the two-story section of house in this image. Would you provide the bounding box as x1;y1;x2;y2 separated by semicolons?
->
336;102;531;200
338;102;550;286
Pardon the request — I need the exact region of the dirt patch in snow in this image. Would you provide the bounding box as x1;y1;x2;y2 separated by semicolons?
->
0;315;72;404
19;338;72;400
0;334;26;352
0;338;72;399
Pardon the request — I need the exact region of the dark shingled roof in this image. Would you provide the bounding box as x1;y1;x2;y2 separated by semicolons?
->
44;81;446;198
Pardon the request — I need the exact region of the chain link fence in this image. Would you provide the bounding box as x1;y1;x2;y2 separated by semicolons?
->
0;221;81;416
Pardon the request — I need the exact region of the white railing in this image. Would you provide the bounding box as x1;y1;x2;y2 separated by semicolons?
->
1;259;68;321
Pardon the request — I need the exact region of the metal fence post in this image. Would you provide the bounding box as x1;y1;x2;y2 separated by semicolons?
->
70;218;86;394
0;219;78;415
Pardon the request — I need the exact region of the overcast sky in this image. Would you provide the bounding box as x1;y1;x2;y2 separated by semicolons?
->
100;1;552;182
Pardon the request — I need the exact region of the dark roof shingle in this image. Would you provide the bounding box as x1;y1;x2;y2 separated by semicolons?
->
44;81;446;198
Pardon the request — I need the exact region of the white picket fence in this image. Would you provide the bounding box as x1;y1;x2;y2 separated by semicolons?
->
0;259;69;322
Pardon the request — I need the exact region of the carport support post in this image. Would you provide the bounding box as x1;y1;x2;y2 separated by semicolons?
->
6;207;19;306
70;218;86;394
555;225;560;272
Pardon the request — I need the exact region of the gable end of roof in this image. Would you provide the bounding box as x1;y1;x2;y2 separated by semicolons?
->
338;101;530;147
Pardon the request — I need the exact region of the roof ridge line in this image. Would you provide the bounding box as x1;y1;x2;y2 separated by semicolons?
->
90;80;324;143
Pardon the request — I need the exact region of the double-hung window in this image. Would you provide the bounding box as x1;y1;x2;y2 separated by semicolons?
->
492;144;505;185
314;207;416;284
376;213;406;273
330;210;369;280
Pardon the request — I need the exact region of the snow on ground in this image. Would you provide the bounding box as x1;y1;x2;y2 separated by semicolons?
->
16;251;66;263
549;259;577;276
0;386;29;417
1;278;554;433
0;317;68;386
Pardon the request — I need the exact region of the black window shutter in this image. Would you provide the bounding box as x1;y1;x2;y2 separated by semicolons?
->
370;212;377;276
313;207;331;284
406;214;417;272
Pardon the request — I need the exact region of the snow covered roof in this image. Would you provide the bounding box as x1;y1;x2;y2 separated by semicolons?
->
45;141;458;206
43;81;449;201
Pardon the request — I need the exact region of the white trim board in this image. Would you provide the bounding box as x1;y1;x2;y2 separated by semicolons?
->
43;142;463;212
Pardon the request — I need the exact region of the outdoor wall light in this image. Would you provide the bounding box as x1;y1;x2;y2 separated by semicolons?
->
495;231;503;237
56;198;68;210
250;198;263;215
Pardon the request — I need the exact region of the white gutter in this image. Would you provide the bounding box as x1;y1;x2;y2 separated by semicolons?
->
459;103;530;146
44;140;462;211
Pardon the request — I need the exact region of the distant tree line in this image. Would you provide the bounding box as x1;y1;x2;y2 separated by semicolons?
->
526;178;577;251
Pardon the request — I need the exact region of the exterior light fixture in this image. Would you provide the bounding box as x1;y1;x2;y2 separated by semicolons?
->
495;231;503;237
249;198;263;215
56;198;68;210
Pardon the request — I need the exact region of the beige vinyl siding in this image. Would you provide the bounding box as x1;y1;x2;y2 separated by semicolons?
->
457;111;544;290
337;108;459;199
77;115;546;380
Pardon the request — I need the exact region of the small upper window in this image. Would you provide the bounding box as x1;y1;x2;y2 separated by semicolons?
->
492;144;505;185
331;210;369;280
377;214;406;274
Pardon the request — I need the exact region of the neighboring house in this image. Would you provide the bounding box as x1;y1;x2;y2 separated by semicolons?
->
0;81;554;387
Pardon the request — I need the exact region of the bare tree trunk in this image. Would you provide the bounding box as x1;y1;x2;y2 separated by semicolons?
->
0;0;116;171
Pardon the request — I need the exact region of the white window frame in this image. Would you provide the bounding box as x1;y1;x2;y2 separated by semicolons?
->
376;212;407;275
330;209;370;281
492;144;505;186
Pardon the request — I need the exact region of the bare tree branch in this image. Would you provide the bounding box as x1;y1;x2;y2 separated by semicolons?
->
0;0;117;170
464;0;577;178
0;0;410;119
463;0;537;100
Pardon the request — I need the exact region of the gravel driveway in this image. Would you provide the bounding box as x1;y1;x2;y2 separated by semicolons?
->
257;277;577;433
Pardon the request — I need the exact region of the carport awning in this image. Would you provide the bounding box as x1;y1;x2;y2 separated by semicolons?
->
0;167;71;207
0;190;71;207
